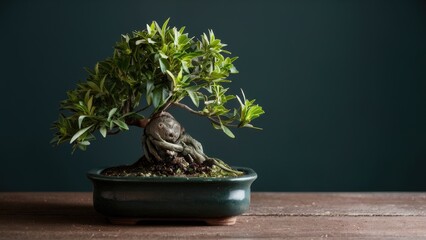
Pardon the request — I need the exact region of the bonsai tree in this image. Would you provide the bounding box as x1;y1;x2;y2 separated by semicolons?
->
52;19;264;177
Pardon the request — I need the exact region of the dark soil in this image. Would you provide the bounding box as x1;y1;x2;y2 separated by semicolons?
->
101;156;239;177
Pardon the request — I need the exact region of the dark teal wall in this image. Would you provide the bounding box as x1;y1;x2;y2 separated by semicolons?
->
1;0;426;191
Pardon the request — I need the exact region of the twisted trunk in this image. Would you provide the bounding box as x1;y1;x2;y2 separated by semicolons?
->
142;112;242;176
102;112;242;177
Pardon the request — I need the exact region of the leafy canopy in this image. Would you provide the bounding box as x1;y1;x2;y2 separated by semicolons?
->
52;19;264;152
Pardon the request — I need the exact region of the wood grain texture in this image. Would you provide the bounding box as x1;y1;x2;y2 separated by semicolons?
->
1;192;426;239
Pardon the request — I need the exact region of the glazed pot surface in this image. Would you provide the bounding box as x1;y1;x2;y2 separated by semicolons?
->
87;167;257;219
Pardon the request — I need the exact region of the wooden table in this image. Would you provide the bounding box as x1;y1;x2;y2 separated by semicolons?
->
1;192;425;239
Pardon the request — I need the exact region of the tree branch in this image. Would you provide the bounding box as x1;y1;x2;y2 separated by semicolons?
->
173;102;205;116
172;102;238;128
126;118;150;128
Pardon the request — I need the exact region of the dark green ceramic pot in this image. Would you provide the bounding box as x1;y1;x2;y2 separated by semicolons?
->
87;167;257;224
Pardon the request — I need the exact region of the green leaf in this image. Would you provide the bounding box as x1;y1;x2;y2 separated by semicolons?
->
135;39;146;45
181;60;189;73
159;51;168;59
154;21;164;40
108;108;117;121
161;18;170;36
100;127;107;138
122;34;130;43
212;122;221;130
186;89;199;107
146;78;154;96
79;141;91;146
77;144;87;151
173;27;179;46
236;95;243;108
166;70;176;86
87;96;93;111
70;125;93;144
94;63;99;75
87;81;101;92
162;88;170;103
146;24;152;34
78;115;87;129
221;124;235;138
112;120;129;130
99;75;107;91
84;90;91;103
176;69;183;83
159;58;169;73
152;88;162;108
230;66;239;74
242;124;263;130
146;92;152;105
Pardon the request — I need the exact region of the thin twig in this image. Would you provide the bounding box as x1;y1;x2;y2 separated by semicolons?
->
159;100;173;113
134;105;151;114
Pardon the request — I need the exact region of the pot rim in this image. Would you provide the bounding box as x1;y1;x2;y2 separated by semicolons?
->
87;167;257;183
